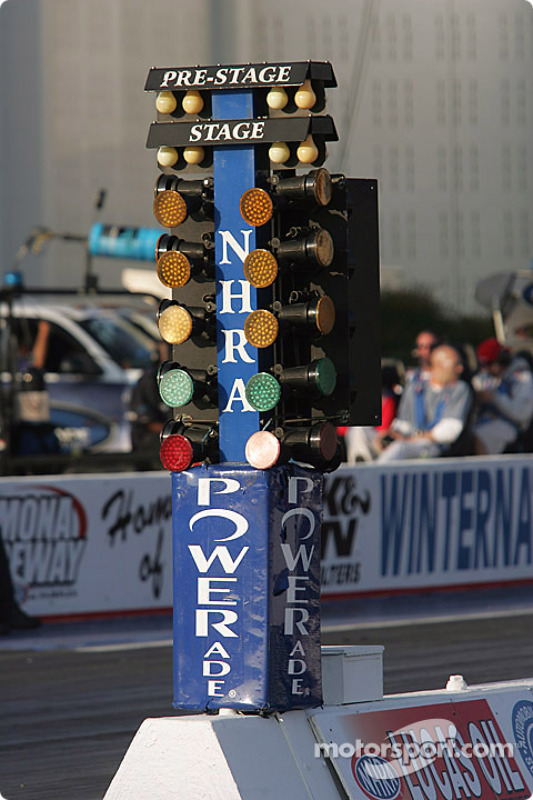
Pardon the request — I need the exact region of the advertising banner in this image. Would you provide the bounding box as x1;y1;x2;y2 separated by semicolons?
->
321;456;533;598
0;472;173;617
311;690;533;800
171;463;323;711
1;454;532;619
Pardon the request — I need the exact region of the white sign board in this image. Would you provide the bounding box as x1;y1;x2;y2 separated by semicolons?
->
1;454;532;617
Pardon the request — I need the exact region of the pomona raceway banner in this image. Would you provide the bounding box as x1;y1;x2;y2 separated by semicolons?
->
0;454;532;617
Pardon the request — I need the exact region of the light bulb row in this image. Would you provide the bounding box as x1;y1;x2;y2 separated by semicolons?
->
155;80;321;117
156;134;321;169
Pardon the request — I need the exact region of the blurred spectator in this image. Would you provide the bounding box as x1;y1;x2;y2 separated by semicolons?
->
377;344;472;462
12;320;60;457
344;360;403;462
0;537;41;634
129;343;168;464
472;338;533;455
406;330;441;385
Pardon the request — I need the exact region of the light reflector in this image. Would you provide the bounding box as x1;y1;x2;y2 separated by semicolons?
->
156;250;191;288
245;373;281;412
159;368;194;408
245;430;281;470
153;191;188;228
160;434;193;472
244;310;279;348
243;249;278;288
158;304;193;345
240;188;273;227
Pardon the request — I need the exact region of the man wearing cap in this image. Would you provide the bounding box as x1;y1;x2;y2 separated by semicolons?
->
472;337;533;455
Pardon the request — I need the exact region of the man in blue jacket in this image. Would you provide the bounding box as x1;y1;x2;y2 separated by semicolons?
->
377;344;472;462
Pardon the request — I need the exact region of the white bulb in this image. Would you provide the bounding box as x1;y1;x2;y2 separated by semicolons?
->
183;145;205;165
155;91;177;114
182;90;204;115
157;146;179;167
294;79;317;110
269;141;290;164
297;135;319;164
266;87;289;110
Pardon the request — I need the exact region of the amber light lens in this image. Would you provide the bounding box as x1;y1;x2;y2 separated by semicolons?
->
243;249;278;288
315;296;336;335
158;304;193;345
153;191;188;228
244;310;279;349
239;188;273;227
157;250;191;289
160;434;193;472
311;229;334;267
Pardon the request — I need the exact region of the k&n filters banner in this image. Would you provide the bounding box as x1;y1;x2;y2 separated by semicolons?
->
322;455;533;597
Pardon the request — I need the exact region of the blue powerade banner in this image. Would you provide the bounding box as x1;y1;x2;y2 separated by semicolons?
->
172;464;323;711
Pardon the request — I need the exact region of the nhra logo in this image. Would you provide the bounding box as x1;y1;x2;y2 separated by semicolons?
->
512;699;533;779
0;485;87;590
353;755;401;800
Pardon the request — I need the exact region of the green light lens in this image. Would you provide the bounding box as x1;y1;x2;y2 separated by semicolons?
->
159;369;194;408
245;372;281;411
315;358;337;396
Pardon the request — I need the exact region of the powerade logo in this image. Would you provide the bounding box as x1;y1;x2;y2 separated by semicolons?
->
512;699;533;779
353;755;401;800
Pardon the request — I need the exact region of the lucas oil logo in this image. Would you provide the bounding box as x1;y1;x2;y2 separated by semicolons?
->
0;485;87;592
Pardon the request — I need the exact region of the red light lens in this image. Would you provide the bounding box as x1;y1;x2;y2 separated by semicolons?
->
160;434;193;472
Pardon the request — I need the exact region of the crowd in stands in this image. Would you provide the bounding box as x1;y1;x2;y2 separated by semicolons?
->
342;330;533;463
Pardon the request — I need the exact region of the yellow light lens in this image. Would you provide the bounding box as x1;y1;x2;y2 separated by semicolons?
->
156;91;178;114
243;249;278;288
182;90;204;114
297;134;319;164
153;191;188;227
157;146;179;167
244;310;279;348
158;305;193;345
183;145;205;165
266;87;289;110
269;141;290;164
239;188;273;227
157;251;191;289
294;80;317;110
316;296;336;335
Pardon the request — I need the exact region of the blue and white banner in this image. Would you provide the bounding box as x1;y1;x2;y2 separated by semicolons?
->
322;455;533;597
171;463;323;711
1;455;532;621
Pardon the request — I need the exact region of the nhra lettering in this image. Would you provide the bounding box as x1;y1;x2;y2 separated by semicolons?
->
216;230;257;414
189;121;265;144
0;488;87;587
159;64;292;89
381;467;533;577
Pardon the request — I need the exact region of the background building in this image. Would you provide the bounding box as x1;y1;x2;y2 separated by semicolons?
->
0;0;532;312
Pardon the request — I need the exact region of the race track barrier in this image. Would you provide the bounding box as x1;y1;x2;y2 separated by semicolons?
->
1;454;532;619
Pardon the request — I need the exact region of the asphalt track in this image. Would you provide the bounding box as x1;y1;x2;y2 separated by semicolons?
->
1;587;532;800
